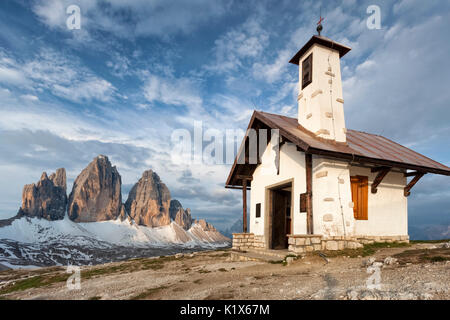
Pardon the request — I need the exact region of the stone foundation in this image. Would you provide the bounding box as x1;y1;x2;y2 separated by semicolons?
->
288;235;324;254
233;233;409;253
232;233;254;251
232;233;266;251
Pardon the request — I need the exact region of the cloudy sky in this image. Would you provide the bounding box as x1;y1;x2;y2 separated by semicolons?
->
0;0;449;236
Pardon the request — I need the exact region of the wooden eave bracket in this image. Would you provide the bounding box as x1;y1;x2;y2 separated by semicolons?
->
371;166;391;194
404;172;425;197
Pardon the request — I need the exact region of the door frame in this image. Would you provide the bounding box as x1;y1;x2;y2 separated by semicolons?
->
264;179;294;249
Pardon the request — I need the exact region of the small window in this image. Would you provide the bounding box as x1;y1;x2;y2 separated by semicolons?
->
300;193;307;212
255;203;261;218
302;53;313;89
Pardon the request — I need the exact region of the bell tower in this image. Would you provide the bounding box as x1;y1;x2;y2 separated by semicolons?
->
289;22;351;143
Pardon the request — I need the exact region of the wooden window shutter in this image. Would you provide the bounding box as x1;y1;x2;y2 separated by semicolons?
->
302;53;313;89
255;203;261;218
351;176;368;220
359;176;368;220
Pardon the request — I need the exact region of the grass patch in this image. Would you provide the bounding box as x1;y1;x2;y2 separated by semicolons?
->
410;239;450;244
268;260;284;264
130;286;167;300
362;242;410;256
0;273;69;295
319;241;410;258
208;252;230;258
393;248;449;264
427;256;447;262
82;257;168;280
0;256;174;297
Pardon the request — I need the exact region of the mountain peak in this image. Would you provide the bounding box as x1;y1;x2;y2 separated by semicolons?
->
18;169;67;221
68;156;122;222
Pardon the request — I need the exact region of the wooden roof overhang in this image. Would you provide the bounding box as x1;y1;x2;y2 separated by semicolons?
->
225;111;450;190
289;35;352;65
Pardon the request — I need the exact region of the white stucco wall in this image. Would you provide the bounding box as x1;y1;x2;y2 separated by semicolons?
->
297;44;347;142
350;166;408;236
312;157;355;237
250;141;307;236
249;146;408;240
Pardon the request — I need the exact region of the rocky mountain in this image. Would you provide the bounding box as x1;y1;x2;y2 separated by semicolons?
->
17;168;67;221
125;170;171;227
0;155;229;268
68;155;123;222
169;200;193;230
222;218;245;238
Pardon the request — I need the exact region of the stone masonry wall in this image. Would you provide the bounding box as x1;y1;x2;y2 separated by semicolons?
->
232;233;254;251
233;233;409;253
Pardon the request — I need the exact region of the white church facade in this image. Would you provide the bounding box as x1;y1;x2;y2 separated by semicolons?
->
226;34;450;253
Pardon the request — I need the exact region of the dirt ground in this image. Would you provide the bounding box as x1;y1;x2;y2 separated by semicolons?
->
0;242;449;300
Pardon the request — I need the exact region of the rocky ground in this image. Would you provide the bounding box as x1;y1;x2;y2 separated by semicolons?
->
0;241;448;300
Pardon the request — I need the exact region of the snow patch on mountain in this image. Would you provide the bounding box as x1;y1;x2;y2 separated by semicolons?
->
0;217;230;268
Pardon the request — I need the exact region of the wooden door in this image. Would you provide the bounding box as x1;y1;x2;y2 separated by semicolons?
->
271;189;291;249
350;176;368;220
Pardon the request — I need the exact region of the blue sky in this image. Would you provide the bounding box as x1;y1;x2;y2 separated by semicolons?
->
0;0;449;237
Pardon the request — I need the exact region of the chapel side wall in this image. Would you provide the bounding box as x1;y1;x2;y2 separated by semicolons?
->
312;157;355;237
350;166;408;236
250;142;308;241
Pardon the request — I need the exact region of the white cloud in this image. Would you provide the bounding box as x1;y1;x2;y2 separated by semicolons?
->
206;18;269;74
20;94;39;102
33;0;68;29
32;0;227;38
343;14;450;147
106;54;131;78
53;78;114;103
0;66;28;86
0;48;116;103
143;73;202;109
252;49;292;84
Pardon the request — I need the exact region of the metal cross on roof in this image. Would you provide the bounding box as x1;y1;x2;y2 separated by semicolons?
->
317;16;324;25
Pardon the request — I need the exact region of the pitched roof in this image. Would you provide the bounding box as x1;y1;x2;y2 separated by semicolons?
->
225;111;450;188
289;35;352;65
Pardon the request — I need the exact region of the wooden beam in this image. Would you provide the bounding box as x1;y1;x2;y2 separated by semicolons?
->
305;153;313;234
404;171;422;177
236;175;253;181
225;185;251;190
243;179;248;233
404;173;425;197
371;166;391;173
371;167;391;194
